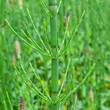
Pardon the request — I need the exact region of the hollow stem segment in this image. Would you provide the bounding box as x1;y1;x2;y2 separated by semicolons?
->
49;0;58;110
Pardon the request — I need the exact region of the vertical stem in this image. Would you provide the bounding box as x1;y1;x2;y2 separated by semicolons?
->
59;0;64;40
49;0;58;110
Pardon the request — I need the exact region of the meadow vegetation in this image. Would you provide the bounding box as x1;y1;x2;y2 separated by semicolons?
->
0;0;110;110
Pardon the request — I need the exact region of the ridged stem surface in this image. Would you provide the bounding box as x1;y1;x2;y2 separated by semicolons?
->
49;0;58;110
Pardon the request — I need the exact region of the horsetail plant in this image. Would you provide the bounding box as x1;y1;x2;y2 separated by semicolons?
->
48;0;59;109
5;0;96;109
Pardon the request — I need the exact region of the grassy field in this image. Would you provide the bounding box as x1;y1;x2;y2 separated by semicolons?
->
0;0;110;110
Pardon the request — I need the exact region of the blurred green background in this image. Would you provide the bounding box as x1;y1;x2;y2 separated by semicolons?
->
0;0;110;110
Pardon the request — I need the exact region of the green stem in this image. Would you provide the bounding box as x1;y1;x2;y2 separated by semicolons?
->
59;0;64;40
3;100;7;110
6;92;13;110
49;0;58;110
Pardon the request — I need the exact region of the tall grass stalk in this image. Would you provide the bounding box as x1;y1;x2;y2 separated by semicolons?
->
49;0;58;110
3;100;7;110
6;91;13;110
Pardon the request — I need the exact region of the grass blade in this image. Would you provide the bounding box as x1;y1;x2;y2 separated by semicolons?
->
6;91;13;110
3;100;7;110
57;0;62;13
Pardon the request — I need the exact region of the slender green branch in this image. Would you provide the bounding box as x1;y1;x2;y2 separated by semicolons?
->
64;63;95;100
58;11;85;58
21;29;49;56
56;63;96;103
43;19;53;56
56;79;72;103
27;9;52;56
58;59;70;97
58;15;70;55
20;64;50;101
29;62;53;103
40;0;52;17
5;19;49;57
14;65;50;102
